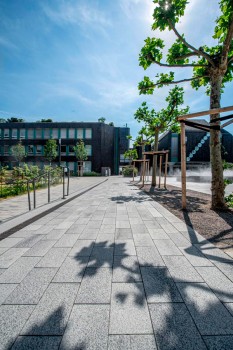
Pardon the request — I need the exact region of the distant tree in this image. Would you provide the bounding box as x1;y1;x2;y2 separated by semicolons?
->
73;140;88;176
44;139;58;165
0;118;6;123
124;149;138;165
11;141;26;166
109;122;114;126
7;117;24;123
98;117;106;123
39;118;53;122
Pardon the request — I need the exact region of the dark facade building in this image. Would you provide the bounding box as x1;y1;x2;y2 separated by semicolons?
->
0;122;130;175
158;120;233;168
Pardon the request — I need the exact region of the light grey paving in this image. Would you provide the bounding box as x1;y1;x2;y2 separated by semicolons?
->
149;303;207;350
177;282;233;335
95;234;115;245
178;245;213;266
148;228;169;240
163;256;204;282
0;248;29;268
167;232;191;247
133;234;154;246
0;237;23;248
131;225;149;234
130;335;157;350
88;246;114;267
115;240;136;256
109;283;153;334
141;267;182;303
54;234;79;247
11;336;62;350
5;268;57;304
23;240;55;257
0;284;18;305
65;224;85;234
136;246;165;267
36;248;70;268
224;302;233;316
0;257;41;283
60;304;109;350
75;267;112;303
115;228;133;239
108;335;131;350
69;239;94;257
203;336;233;350
21;283;79;335
53;256;88;283
0;305;35;350
15;235;43;248
153;239;182;256
43;229;67;240
113;256;141;282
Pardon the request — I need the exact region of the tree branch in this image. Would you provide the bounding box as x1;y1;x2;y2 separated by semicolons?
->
167;19;214;66
151;59;207;68
222;13;233;64
173;52;199;60
228;56;233;64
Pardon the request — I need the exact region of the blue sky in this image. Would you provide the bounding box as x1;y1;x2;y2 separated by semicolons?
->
0;0;232;138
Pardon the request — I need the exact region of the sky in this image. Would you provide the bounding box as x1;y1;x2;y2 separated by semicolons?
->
0;0;232;138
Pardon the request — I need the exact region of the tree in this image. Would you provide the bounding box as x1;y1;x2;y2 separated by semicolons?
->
124;149;138;165
0;118;6;123
109;122;114;126
73;140;88;176
138;0;233;209
44;139;58;165
11;141;26;166
7;117;24;122
98;117;106;123
135;86;188;185
38;118;53;122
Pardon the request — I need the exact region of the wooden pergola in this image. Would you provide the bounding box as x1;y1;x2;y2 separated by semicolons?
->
132;159;150;182
178;105;233;210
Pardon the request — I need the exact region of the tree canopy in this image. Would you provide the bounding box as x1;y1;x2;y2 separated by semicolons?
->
11;141;26;165
44;139;58;165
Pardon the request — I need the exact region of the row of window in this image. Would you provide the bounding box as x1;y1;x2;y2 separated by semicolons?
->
1;144;92;156
0;128;92;140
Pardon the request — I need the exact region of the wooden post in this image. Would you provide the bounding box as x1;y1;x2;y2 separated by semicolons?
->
142;155;146;187
164;152;168;189
180;121;187;209
159;155;162;188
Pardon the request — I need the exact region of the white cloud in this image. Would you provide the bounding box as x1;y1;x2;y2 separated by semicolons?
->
119;0;154;23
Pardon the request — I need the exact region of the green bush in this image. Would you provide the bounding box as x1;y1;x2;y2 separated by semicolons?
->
122;166;138;177
225;194;233;208
83;171;101;177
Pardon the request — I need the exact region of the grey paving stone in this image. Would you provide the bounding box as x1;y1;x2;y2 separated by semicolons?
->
0;305;35;350
75;218;90;225
133;234;154;246
23;240;55;257
11;336;61;350
21;283;79;335
130;335;157;350
116;215;129;221
0;247;9;256
113;256;141;282
15;235;43;248
54;234;79;248
0;248;29;268
116;221;130;229
0;237;23;248
79;229;99;239
129;217;144;225
69;240;94;257
148;207;162;217
5;268;57;305
10;230;33;238
60;304;109;350
0;257;41;283
75;267;112;303
86;220;102;229
88;246;114;267
131;225;149;234
178;246;213;266
43;229;67;240
115;228;133;239
102;217;115;225
167;232;191;247
148;228;169;240
25;224;43;231
136;246;165;267
56;221;74;230
196;266;233;302
224;302;233;316
149;303;207;350
203;335;233;350
65;224;85;234
153;239;182;256
177;282;233;335
108;335;131;350
53;256;88;283
163;256;204;282
33;225;54;235
99;224;116;233
36;248;70;268
109;283;153;334
95;234;115;246
144;220;161;229
160;224;179;234
0;284;18;305
115;240;136;256
141;267;182;303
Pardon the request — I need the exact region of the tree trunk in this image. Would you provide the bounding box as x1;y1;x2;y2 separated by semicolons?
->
210;76;225;209
152;129;159;186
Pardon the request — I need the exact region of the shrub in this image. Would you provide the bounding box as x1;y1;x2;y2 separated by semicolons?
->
122;166;138;177
83;171;101;177
225;194;233;208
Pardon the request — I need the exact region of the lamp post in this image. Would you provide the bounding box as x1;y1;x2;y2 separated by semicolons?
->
59;138;61;166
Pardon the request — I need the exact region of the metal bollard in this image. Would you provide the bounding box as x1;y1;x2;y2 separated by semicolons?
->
27;181;31;211
33;179;36;209
62;167;65;199
67;168;70;196
48;172;51;203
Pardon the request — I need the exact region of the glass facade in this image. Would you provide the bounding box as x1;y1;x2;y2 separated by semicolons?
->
85;128;92;139
28;129;34;139
4;129;9;139
12;129;18;139
44;129;50;139
85;145;92;156
20;129;25;139
77;128;83;139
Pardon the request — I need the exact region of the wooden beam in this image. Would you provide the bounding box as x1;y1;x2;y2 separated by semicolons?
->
180;122;187;209
159;155;162;188
164;152;168;189
221;119;233;129
178;105;233;121
142;154;146;187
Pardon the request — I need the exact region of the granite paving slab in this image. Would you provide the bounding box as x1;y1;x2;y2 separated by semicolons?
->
0;284;18;305
36;248;70;268
224;302;233;316
14;235;43;248
0;257;41;283
133;234;154;246
178;245;213;267
136;246;165;267
23;240;55;257
153;239;182;256
115;228;133;239
53;256;88;283
54;234;79;247
69;240;94;257
0;248;29;268
11;336;62;350
60;304;109;350
115;240;136;256
113;255;141;282
163;256;204;282
203;336;233;350
88;246;114;267
148;228;169;240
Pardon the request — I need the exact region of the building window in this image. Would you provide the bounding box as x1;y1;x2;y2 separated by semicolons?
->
28;128;34;139
77;128;83;139
60;128;66;138
12;129;18;139
61;145;66;155
69;145;74;155
4;129;9;139
85;145;92;156
52;128;58;139
4;145;9;154
69;128;75;139
28;145;34;155
84;161;92;172
68;162;75;171
35;128;42;139
44;129;50;139
20;129;25;139
36;145;42;154
85;128;92;139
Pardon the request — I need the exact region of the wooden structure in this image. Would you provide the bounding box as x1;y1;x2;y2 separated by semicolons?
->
141;151;169;188
132;159;150;182
178;105;233;209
